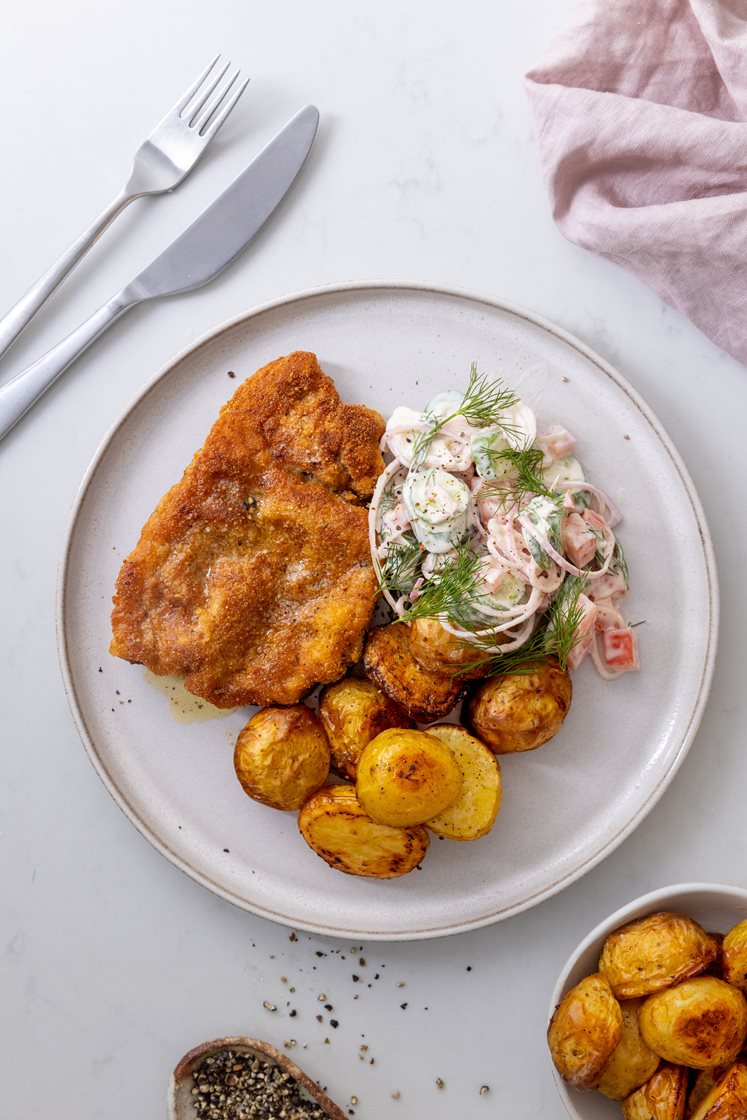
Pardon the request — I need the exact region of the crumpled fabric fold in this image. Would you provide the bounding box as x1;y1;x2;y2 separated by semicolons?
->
526;0;747;365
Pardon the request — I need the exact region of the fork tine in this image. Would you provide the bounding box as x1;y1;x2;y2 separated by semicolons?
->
176;54;221;115
187;60;231;126
195;70;240;131
197;69;239;126
199;74;250;137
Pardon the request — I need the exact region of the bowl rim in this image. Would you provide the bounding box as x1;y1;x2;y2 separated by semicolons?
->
548;881;747;1119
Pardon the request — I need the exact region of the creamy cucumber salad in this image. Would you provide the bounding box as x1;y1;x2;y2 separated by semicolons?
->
369;366;639;678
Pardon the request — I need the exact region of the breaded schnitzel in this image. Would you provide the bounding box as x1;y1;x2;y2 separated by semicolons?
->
110;351;385;707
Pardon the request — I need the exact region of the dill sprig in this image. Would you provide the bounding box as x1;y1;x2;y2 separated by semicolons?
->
378;486;398;519
376;539;423;597
455;574;588;676
480;444;554;508
396;546;487;625
453;617;549;677
612;540;629;589
454;364;520;427
547;575;587;668
411;363;519;467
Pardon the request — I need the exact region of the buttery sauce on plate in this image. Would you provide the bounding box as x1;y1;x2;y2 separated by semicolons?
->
141;669;235;724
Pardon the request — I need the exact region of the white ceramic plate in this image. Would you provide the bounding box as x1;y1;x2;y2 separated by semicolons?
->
58;282;717;940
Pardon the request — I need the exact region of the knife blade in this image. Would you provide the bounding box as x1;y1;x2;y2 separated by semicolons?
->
132;104;319;298
0;105;319;442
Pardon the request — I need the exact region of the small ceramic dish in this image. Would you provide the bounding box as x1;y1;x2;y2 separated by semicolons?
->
548;882;747;1119
169;1036;347;1120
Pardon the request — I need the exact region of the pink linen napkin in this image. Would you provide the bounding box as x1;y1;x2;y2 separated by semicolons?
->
526;0;747;365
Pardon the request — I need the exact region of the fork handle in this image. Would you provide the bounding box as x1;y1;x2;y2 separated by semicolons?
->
0;285;141;443
0;189;134;363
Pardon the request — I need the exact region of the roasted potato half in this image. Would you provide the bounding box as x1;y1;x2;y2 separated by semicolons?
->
548;972;623;1089
687;1066;731;1118
356;728;463;827
689;1060;747;1120
409;617;488;680
599;911;719;999
465;657;572;753
363;623;464;723
297;785;428;878
621;1063;688;1120
723;920;747;995
424;724;502;841
234;705;330;811
639;977;747;1069
318;677;413;782
598;998;661;1100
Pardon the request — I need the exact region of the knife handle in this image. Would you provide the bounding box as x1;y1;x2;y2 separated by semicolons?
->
0;285;140;444
0;190;135;365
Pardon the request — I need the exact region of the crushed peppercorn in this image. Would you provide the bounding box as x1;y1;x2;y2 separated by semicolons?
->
190;1049;328;1119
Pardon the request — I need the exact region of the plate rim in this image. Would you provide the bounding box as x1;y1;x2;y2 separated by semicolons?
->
56;279;720;940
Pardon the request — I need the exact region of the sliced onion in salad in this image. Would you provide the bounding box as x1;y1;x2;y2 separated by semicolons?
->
372;369;638;679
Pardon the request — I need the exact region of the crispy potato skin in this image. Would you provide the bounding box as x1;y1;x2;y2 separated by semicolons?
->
599;912;719;999
723;920;747;995
234;706;330;811
688;1060;747;1120
465;658;572;753
363;624;463;723
424;724;502;841
297;785;428;878
318;678;413;782
687;1065;731;1118
639;977;747;1069
356;728;463;827
621;1063;688;1120
598;998;661;1100
548;972;623;1089
409;617;488;681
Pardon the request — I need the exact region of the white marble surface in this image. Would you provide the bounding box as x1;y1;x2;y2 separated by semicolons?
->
1;2;745;1117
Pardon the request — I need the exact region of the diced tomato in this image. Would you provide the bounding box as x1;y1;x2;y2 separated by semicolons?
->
538;424;576;461
562;511;596;568
566;594;598;670
604;627;639;671
581;508;608;534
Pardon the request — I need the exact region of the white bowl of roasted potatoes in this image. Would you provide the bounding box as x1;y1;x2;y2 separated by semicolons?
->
548;883;747;1120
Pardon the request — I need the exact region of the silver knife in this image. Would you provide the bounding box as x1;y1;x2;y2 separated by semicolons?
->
0;105;319;443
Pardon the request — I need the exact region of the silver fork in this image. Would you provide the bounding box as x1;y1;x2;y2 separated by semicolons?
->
0;54;249;364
